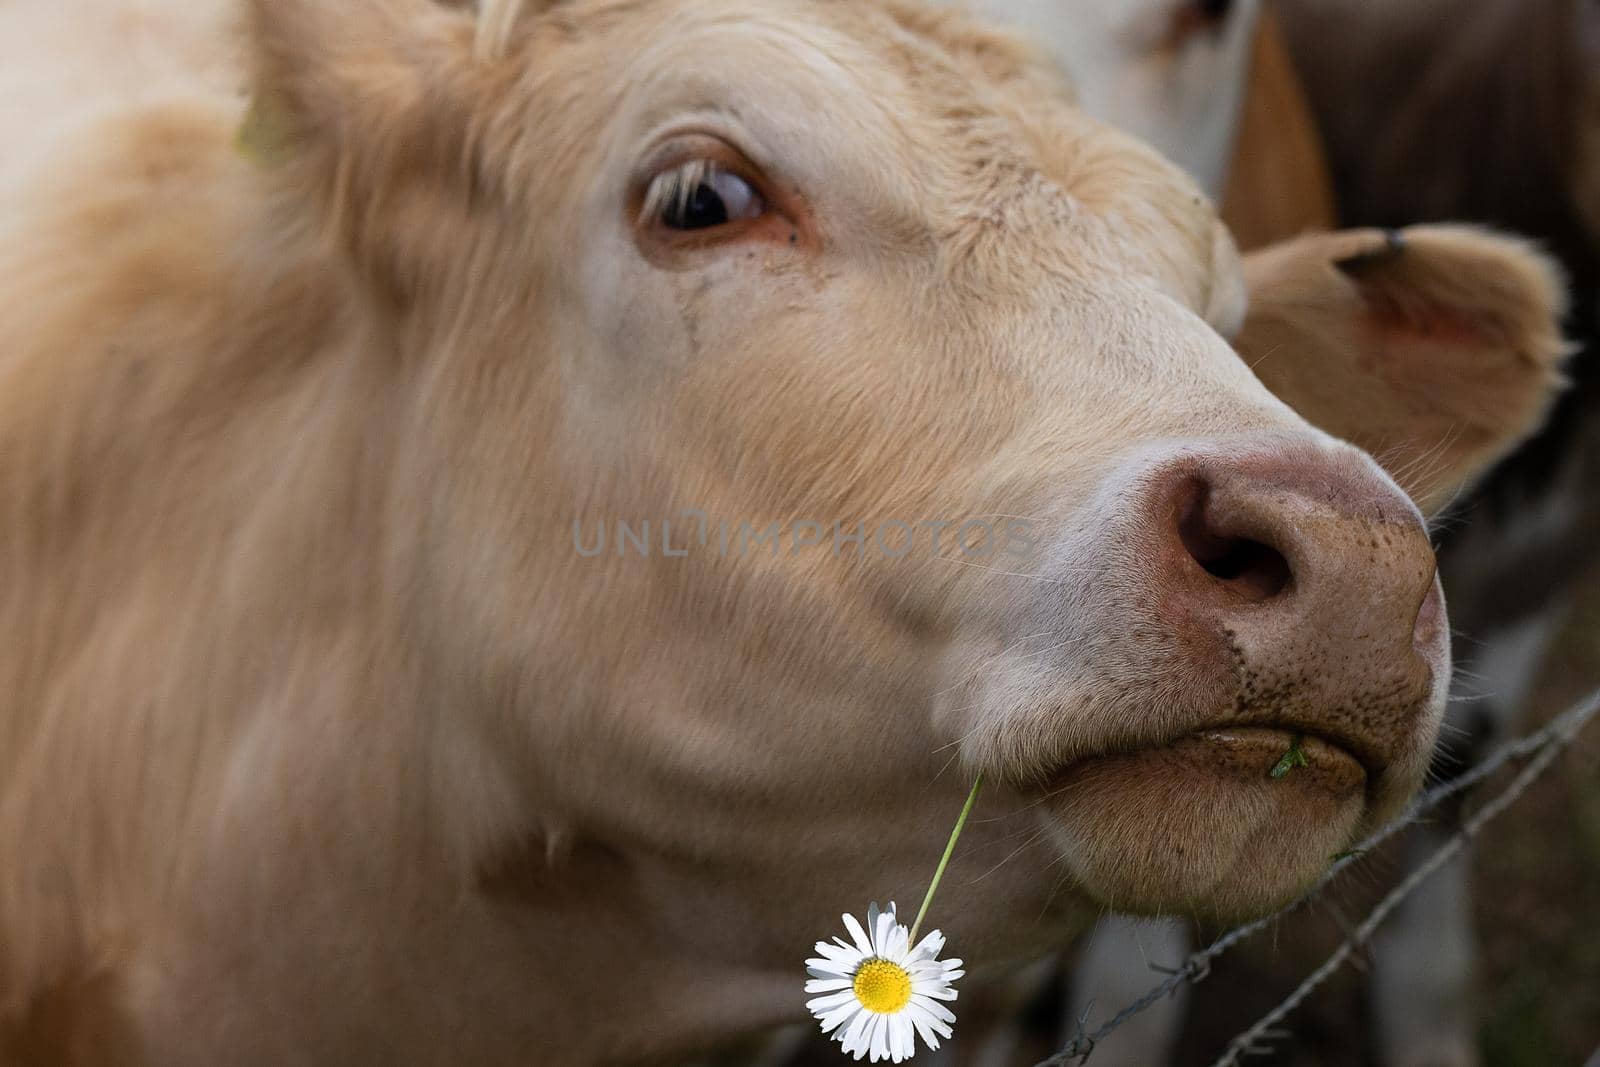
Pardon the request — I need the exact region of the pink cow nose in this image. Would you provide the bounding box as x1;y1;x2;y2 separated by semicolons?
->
1145;440;1444;759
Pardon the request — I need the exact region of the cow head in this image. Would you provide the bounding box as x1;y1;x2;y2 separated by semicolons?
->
241;0;1566;1051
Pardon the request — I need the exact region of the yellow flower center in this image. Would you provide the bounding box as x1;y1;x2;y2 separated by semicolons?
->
853;958;913;1014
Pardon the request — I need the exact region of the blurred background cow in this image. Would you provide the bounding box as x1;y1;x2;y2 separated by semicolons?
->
1268;3;1600;1065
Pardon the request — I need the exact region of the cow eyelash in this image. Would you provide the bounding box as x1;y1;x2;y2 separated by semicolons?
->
640;159;767;232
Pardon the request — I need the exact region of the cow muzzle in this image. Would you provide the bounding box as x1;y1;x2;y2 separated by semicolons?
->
1154;440;1445;787
955;436;1449;920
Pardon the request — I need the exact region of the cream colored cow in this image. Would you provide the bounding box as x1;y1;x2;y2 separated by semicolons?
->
0;1;1568;1064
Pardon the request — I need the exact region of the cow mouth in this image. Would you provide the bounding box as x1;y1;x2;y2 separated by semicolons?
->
1047;721;1376;798
1167;725;1368;794
1032;721;1382;919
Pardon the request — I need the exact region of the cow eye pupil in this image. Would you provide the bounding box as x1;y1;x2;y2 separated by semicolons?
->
674;183;730;230
651;165;764;233
1196;0;1233;20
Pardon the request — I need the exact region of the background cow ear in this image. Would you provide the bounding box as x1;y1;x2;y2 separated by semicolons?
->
1234;225;1572;516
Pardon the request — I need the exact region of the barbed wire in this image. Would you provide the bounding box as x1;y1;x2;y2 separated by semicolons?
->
1208;700;1587;1065
1037;686;1600;1067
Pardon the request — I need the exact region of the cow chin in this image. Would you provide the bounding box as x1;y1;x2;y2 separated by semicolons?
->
1034;728;1375;922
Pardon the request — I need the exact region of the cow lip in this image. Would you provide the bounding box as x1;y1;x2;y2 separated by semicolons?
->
1042;720;1380;795
1198;717;1386;783
1186;725;1372;791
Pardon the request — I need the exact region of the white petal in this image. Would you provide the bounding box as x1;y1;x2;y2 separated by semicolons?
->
815;941;863;968
808;989;858;1014
808;960;854;978
870;1013;890;1062
907;999;953;1031
884;922;910;963
906;1001;952;1047
910;968;959;989
910;929;945;960
839;940;871;962
807;990;854;1012
889;1014;914;1062
874;910;896;957
813;940;859;962
811;957;862;978
806;978;854;994
841;1009;874;1056
910;994;957;1024
856;1015;875;1062
820;1001;862;1035
842;913;874;957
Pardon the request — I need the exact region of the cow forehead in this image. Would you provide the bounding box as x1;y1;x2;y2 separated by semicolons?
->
514;0;1221;283
534;0;1056;82
549;0;1065;152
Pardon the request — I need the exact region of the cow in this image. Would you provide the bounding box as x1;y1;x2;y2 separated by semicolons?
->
0;1;1571;1064
1274;1;1600;1064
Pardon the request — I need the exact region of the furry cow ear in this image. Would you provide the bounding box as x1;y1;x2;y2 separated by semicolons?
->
244;0;513;297
246;0;480;152
1234;225;1572;516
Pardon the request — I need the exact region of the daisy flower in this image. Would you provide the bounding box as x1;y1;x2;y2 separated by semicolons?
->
805;901;963;1062
803;773;984;1062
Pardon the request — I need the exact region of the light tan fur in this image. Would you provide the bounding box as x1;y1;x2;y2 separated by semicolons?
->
0;1;1570;1063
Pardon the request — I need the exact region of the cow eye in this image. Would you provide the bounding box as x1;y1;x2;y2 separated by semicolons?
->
647;162;766;232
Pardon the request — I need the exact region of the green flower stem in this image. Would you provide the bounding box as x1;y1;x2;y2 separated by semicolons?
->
908;772;985;945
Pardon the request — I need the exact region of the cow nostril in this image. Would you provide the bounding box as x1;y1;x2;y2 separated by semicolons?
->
1176;480;1293;604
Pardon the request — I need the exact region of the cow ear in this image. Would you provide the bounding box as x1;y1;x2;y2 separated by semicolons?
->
244;0;545;295
1232;226;1572;516
246;0;478;158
